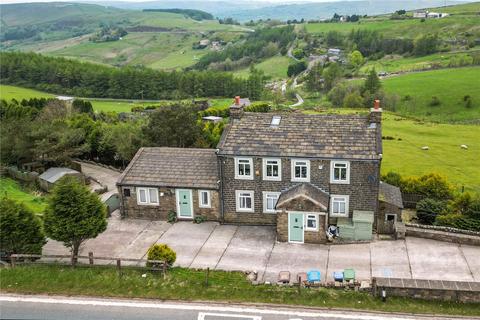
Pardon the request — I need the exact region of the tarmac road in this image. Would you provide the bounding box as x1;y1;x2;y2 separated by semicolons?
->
0;294;473;320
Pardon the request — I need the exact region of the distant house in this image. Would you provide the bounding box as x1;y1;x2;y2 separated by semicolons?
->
413;10;427;18
38;167;84;192
118;97;387;244
327;48;341;56
427;12;448;18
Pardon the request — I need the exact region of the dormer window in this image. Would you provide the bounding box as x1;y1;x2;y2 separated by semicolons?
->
330;160;350;184
235;157;253;180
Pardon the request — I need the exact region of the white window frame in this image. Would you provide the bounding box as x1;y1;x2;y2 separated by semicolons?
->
234;157;254;180
262;158;281;181
330;195;349;217
136;187;159;206
305;213;319;231
263;191;281;214
291;159;310;182
330;160;350;184
198;190;211;208
236;190;254;213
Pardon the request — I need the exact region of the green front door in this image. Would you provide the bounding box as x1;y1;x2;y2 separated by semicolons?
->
177;189;193;218
289;212;304;243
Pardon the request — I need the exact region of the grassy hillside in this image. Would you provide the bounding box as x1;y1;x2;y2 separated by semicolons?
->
234;55;291;80
49;32;208;70
0;85;54;100
381;113;479;194
382;67;480;123
305;15;479;39
0;178;47;214
361;50;480;74
1;3;248;70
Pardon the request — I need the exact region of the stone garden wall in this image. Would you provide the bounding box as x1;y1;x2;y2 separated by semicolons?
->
406;223;480;246
372;277;480;303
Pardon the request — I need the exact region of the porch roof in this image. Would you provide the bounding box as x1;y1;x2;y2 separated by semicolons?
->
276;183;330;211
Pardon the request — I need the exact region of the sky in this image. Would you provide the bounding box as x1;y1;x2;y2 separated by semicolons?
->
0;0;359;3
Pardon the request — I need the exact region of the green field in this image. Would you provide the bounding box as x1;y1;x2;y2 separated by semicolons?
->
361;50;480;74
0;85;54;100
0;178;47;214
382;67;480;123
381;113;480;194
234;55;291;80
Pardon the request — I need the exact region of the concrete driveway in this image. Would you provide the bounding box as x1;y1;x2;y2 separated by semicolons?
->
43;216;480;283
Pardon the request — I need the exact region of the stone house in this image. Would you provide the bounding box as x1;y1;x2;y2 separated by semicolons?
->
117;148;220;221
118;99;388;244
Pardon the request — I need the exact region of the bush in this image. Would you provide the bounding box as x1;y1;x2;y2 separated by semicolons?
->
429;96;441;106
416;198;447;225
167;210;177;223
0;197;47;259
147;244;176;267
343;92;364;108
244;103;271;113
194;215;206;224
436;214;480;232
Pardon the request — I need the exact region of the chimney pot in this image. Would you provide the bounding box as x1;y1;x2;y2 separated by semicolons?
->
235;96;240;105
374;99;380;110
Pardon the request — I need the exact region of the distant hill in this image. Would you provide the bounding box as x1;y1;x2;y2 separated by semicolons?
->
218;0;471;21
85;0;475;21
142;8;214;21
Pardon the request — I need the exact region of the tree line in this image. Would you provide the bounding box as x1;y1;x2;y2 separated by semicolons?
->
324;29;438;59
0;52;265;100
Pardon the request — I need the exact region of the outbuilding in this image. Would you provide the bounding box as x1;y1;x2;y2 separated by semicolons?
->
377;181;403;234
38;167;84;192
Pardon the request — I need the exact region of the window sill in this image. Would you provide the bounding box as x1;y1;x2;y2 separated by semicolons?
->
137;203;160;206
199;205;211;209
263;177;281;182
291;178;310;183
236;209;254;213
330;180;350;184
235;176;254;180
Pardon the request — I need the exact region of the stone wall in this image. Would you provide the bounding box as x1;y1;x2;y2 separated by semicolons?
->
220;156;380;226
119;185;220;221
372;277;480;303
406;224;480;246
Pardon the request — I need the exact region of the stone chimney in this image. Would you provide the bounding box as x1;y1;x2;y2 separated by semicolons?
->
369;99;382;124
229;96;244;121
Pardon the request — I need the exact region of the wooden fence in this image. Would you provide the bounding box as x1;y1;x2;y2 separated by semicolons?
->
402;193;425;209
8;253;167;275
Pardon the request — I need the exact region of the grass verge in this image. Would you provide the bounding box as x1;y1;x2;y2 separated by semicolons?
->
1;265;479;316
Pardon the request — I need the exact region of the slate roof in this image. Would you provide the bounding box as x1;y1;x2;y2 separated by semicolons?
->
117;147;219;189
276;183;330;210
379;181;403;208
38;167;81;183
217;112;382;159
